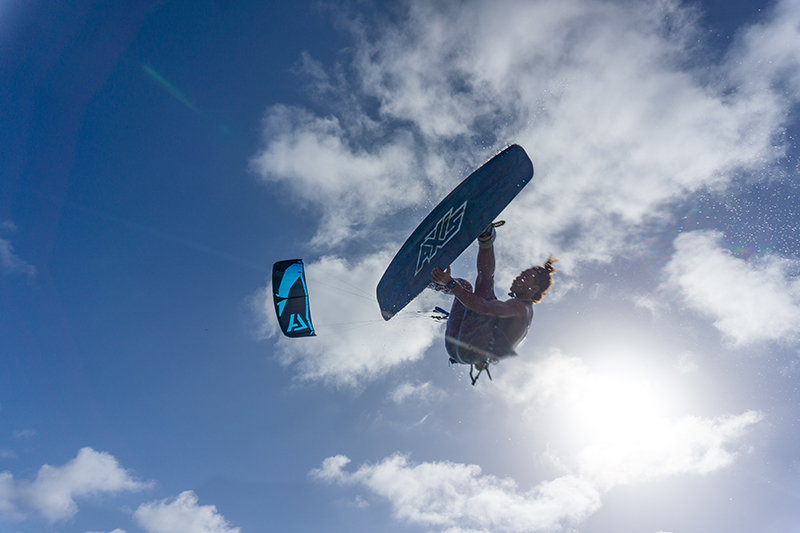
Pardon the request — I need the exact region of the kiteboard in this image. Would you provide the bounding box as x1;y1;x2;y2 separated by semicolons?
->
376;144;534;320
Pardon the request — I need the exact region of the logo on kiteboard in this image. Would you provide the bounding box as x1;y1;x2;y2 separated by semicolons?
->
415;200;467;275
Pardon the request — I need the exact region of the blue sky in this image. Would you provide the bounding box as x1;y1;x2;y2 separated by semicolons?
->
1;0;799;532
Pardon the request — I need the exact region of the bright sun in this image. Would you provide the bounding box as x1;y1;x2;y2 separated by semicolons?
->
537;339;696;478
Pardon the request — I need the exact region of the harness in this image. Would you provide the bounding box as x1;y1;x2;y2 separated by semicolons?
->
445;335;501;385
471;362;492;385
447;357;492;385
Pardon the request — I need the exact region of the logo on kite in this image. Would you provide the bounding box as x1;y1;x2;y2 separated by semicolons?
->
272;259;316;337
414;201;467;275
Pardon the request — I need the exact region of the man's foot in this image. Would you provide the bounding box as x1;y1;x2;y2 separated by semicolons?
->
478;220;505;248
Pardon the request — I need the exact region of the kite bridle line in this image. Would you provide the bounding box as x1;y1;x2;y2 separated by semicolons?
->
310;309;446;334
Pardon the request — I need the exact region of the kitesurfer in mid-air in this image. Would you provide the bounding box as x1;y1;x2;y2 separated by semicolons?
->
430;222;557;384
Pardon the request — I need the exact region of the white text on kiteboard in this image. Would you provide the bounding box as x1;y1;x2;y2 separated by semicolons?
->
415;201;467;275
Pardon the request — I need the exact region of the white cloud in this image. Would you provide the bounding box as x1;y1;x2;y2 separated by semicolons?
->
0;237;36;278
250;0;800;386
389;381;446;403
0;448;151;523
86;529;127;533
664;230;800;346
133;491;240;533
352;495;369;509
675;353;699;374
12;429;36;440
314;350;762;531
249;285;280;340
252;0;800;268
576;410;763;490
257;252;444;387
250;105;423;248
251;0;800;387
632;294;663;317
726;0;800;97
311;454;601;533
0;472;21;520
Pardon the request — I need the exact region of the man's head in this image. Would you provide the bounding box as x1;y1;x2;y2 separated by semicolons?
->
509;255;558;303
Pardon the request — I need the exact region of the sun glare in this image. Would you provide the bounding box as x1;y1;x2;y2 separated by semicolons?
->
550;341;691;460
574;374;662;437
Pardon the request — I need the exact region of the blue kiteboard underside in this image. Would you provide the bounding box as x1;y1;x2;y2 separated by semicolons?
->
376;144;534;320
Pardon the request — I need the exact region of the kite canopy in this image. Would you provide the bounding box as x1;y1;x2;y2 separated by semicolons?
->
272;259;315;337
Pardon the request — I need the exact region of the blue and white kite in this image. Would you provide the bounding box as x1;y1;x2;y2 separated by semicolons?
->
272;259;315;337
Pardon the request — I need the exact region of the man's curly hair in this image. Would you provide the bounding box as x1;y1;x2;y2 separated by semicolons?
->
512;255;558;303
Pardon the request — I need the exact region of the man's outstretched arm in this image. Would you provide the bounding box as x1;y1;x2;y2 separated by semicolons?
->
432;267;528;318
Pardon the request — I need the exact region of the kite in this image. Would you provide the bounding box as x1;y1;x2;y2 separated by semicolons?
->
272;259;315;337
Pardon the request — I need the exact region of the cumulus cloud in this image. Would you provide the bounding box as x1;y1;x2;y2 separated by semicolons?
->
664;230;800;345
256;252;444;387
86;529;127;533
311;454;601;533
0;447;151;523
250;106;423;248
250;0;800;386
252;0;800;268
726;0;800;97
0;472;20;520
315;351;762;531
133;491;240;533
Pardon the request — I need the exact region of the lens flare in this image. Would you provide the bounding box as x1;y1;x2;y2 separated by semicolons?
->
142;65;200;113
